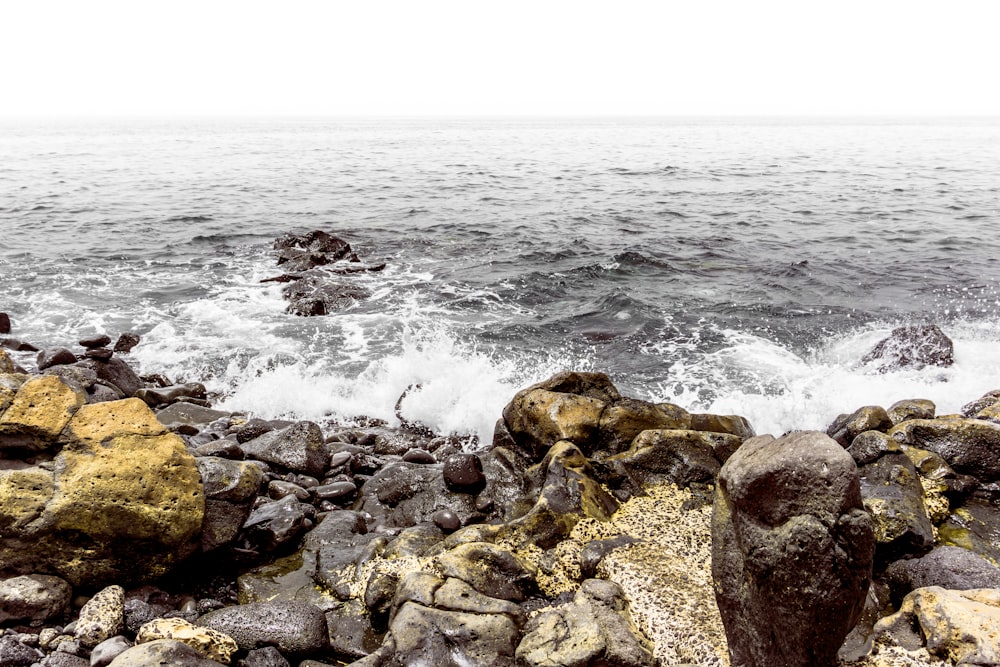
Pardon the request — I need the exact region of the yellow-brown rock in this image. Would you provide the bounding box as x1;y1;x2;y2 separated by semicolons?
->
0;374;25;414
0;375;86;451
0;464;55;532
503;388;606;455
137;617;239;664
598;398;691;452
0;398;205;586
0;349;14;374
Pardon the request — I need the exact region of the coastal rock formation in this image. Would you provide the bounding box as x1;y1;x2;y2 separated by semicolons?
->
861;324;954;372
712;431;875;667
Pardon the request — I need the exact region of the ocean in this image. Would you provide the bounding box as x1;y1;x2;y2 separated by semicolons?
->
2;117;999;444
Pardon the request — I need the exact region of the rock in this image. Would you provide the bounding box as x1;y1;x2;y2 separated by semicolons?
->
242;495;307;552
282;278;371;317
0;374;87;451
0;398;205;586
274;230;353;259
75;585;125;648
442;453;486;493
826;405;893;446
136;383;208;408
608;428;734;490
240;421;329;478
887;398;936;425
845;430;900;465
80;356;143;397
432;509;461;532
198;457;266;552
401;448;436;464
502;388;606;456
42;364;98;392
885;546;1000;604
0;574;73;624
387;602;519;667
688;412;756;440
891;417;1000;482
0;635;41;667
107;639;228;666
0;313;9;335
859;452;935;563
516;579;654;667
0;338;38;352
197;600;329;655
90;636;132;667
85;348;114;361
938;497;1000;564
37;347;78;371
711;432;875;667
961;389;1000;417
113;333;141;354
354;460;479;531
236;418;274;444
313;480;356;503
434;542;536;601
154;402;230;433
238;646;291;667
498;441;619;548
873;586;1000;665
597;398;691;452
861;324;954;372
136;617;239;664
0;349;13;374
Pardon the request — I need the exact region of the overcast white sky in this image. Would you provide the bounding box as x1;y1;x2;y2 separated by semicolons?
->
2;1;998;117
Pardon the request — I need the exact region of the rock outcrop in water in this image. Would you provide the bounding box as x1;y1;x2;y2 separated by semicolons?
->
4;330;1000;667
861;324;955;372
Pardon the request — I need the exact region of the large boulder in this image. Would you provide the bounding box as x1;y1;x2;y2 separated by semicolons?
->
0;396;205;586
0;374;87;451
240;421;329;478
885;546;1000;604
861;324;954;372
889;418;1000;483
858;452;935;563
197;600;329;656
711;432;875;667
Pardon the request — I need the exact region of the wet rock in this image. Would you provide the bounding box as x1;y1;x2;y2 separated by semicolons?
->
503;387;606;456
137;617;239;664
79;335;112;349
269;480;311;501
107;639;227;666
432;509;461;532
37;347;78;371
355;460;479;530
90;636;132;667
442;453;486;493
324;599;383;660
242;495;307;552
861;324;954;372
113;333;141;354
80;356;143;398
197;600;329;655
873;586;1000;664
434;542;535;601
845;430;900;465
688;412;756;441
75;585;125;648
826;405;893;446
712;432;875;667
889;417;1000;482
236;418;274;444
274;229;354;261
136;383;208;408
938;497;1000;563
240;421;329;478
199;456;266;552
282;278;371;317
885;546;1000;604
387;602;519;667
0;635;42;667
597;398;691;452
607;428;734;490
0;374;87;451
155;402;230;433
0;574;72;624
85;348;114;361
859;452;935;563
887;398;936;425
401;448;436;464
312;480;356;502
0;398;204;586
0;338;38;352
516;579;654;667
499;441;619;548
0;313;9;334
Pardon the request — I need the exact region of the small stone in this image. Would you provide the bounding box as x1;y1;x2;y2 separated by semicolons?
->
113;334;140;354
312;481;356;501
90;635;132;667
0;635;41;666
84;348;114;360
238;646;292;667
268;480;310;501
443;453;486;493
0;313;10;334
79;335;112;349
402;448;436;464
136;617;239;664
74;585;124;648
236;419;274;444
196;600;329;655
37;348;78;371
432;509;461;532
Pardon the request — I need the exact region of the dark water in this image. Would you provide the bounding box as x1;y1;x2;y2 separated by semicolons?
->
2;117;1000;441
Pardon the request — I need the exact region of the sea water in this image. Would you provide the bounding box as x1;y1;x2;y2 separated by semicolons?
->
2;117;999;443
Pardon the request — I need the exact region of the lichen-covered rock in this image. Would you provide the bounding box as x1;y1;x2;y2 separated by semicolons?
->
197;600;329;655
689;412;756;441
873;586;1000;665
888;398;936;425
597;398;691;453
712;431;875;667
197;457;265;552
0;574;72;624
0;349;14;374
108;639;228;667
136;617;239;664
937;497;1000;565
889;418;1000;482
516;578;653;667
0;398;205;586
608;428;737;489
0;375;86;451
386;602;519;667
827;405;893;446
75;585;125;648
433;542;536;602
859;452;935;562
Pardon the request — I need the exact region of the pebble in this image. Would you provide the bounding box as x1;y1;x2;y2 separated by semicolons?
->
402;448;436;464
313;481;357;501
89;635;131;667
78;335;112;349
442;453;486;492
84;348;114;361
74;585;124;649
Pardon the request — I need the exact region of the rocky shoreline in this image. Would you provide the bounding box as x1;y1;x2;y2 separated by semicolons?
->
2;235;1000;667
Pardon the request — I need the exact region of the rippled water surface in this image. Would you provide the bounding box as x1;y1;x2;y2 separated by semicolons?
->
2;117;1000;441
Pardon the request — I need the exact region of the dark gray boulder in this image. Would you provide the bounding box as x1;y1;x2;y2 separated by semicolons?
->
0;635;42;666
240;421;329;478
81;356;143;397
0;574;72;624
242;495;307;552
197;600;329;656
712;432;875;667
885;546;1000;603
37;348;78;371
861;324;954;372
858;452;935;563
